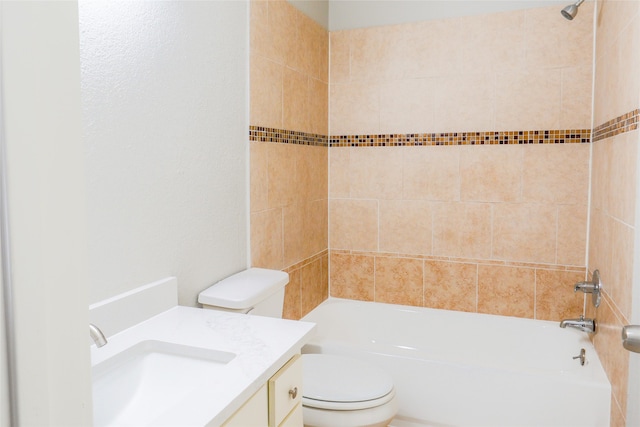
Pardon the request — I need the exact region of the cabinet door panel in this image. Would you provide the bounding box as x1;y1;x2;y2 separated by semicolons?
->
268;354;302;427
222;384;268;427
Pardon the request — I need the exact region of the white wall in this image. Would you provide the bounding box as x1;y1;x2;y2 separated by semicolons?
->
1;2;92;425
329;0;576;30
0;265;8;427
79;1;249;307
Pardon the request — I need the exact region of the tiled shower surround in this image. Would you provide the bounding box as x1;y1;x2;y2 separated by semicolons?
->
250;0;594;322
250;0;639;425
586;1;640;424
327;2;594;320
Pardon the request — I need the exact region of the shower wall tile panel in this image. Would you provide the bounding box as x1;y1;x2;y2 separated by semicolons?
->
589;0;640;424
330;250;584;321
249;0;329;319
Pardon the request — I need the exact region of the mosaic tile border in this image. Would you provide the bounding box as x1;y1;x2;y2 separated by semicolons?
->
593;109;639;142
249;126;592;147
330;129;591;147
249;126;328;147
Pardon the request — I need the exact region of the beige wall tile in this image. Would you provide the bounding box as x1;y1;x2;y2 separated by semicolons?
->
267;142;296;208
399;19;464;79
379;200;432;255
492;203;557;264
296;144;327;204
283;67;310;133
604;132;638;225
379;78;436;134
477;264;535;318
292;11;321;78
349;147;403;199
460;145;522;203
330;30;350;84
267;0;297;66
304;199;328;258
250;54;283;128
524;3;593;70
329;147;350;198
251;208;283;269
321;254;329;301
535;269;584;321
250;0;271;59
458;9;525;74
596;0;640;59
330;252;374;301
309;78;328;135
609;219;634;320
432;73;495;132
522;144;589;205
283;203;304;267
250;142;269;213
330;82;379;135
557;204;588;266
432;202;492;259
496;69;562;130
594;18;640;125
301;258;326;316
350;25;405;83
283;268;301;320
329;199;378;251
595;0;639;62
590;140;610;212
588;208;613;288
375;256;423;306
592;295;629;420
424;261;477;313
403;146;460;201
560;65;593;129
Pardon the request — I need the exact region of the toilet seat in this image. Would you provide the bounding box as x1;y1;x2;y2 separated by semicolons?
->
301;354;395;411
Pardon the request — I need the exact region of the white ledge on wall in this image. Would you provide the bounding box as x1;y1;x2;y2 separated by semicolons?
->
89;277;178;339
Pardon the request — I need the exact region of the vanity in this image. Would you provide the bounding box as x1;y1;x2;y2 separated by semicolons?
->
89;277;315;426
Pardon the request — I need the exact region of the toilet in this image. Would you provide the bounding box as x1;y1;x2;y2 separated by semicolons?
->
198;268;398;427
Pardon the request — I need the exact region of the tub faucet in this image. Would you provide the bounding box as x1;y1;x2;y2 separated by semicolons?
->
559;315;596;334
89;323;107;347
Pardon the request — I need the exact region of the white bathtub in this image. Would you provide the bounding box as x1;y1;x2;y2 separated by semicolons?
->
301;298;611;427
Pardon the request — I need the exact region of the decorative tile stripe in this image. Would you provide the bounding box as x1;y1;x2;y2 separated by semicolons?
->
249;126;593;147
249;126;328;147
593;109;640;142
329;129;591;147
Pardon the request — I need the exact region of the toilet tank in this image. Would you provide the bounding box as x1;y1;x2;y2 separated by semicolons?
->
198;268;289;318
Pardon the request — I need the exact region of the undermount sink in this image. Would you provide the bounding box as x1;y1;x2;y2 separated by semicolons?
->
92;340;236;426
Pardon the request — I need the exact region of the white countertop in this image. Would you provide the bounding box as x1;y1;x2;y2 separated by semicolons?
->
91;306;316;426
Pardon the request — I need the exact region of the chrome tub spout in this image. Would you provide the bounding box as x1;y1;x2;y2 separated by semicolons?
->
559;315;596;334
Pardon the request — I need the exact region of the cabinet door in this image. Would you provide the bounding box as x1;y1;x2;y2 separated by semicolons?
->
222;384;268;427
279;403;303;427
268;354;302;427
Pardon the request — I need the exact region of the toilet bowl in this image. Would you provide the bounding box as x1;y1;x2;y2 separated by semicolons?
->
301;354;398;427
198;268;398;427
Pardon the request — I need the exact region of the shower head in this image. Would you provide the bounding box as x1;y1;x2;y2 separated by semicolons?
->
561;0;585;20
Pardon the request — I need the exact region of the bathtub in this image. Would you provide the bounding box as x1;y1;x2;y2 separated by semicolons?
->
301;298;611;427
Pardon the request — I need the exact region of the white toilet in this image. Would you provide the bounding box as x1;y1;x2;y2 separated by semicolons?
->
198;268;398;427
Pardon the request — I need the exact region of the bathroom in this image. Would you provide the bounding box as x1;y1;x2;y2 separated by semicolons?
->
0;0;638;426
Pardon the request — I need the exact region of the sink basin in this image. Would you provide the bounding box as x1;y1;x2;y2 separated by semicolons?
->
92;340;236;426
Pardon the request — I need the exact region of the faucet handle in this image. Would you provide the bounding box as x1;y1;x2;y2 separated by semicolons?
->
574;270;602;308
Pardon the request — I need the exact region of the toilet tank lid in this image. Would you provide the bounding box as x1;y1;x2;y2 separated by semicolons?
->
198;268;289;309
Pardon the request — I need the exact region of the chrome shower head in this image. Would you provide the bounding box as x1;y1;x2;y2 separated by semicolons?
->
561;0;585;20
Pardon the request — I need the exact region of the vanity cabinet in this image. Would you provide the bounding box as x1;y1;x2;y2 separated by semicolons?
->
268;354;302;427
222;354;302;427
221;385;268;427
